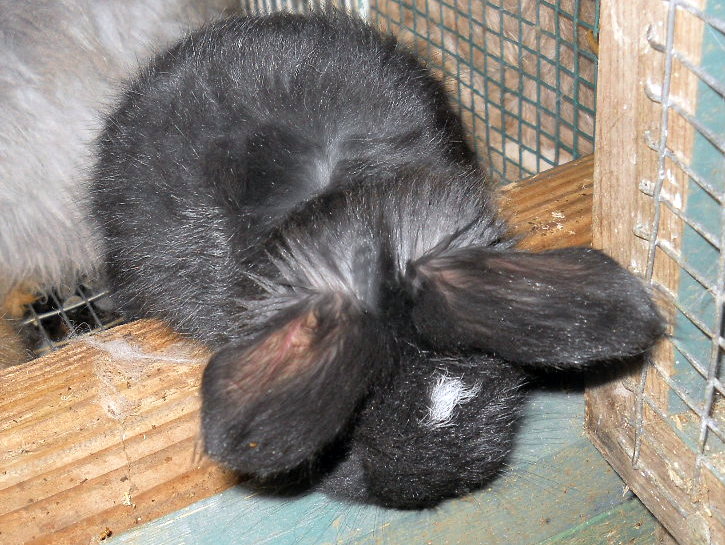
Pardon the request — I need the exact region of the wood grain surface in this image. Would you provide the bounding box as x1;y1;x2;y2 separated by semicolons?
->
587;1;724;544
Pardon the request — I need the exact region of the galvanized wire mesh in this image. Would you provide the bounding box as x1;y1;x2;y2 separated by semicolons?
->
369;0;599;183
239;0;368;15
20;283;121;356
633;0;724;501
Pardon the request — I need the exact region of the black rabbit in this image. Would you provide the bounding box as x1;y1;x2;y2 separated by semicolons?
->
91;11;663;509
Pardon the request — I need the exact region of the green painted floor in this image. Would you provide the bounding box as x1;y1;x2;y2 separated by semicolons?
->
110;388;658;545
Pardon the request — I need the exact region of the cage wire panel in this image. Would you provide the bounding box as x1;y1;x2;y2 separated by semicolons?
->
21;283;120;356
641;0;725;534
369;0;599;183
239;0;368;15
589;0;724;543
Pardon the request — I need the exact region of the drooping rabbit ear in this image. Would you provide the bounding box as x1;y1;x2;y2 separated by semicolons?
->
201;293;389;476
407;247;664;368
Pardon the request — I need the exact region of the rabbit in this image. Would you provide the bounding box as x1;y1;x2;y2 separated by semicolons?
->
0;0;236;302
90;11;664;508
0;0;237;361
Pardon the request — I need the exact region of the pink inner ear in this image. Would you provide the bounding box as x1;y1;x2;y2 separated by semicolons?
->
262;310;317;376
225;309;322;397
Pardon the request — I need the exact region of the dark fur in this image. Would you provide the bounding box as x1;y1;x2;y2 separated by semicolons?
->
321;352;526;509
91;12;663;508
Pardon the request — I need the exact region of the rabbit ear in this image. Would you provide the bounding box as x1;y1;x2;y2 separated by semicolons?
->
407;247;664;368
201;293;388;476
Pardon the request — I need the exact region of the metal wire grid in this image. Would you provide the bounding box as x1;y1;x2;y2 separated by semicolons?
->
369;0;599;183
632;0;724;493
239;0;368;15
20;284;121;356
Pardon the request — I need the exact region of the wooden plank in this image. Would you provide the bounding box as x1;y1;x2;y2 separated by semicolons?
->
112;399;655;545
0;321;238;545
0;157;593;545
586;1;723;544
501;154;594;251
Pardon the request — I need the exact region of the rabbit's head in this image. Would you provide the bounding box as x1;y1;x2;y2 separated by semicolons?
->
90;11;665;509
199;171;664;508
321;352;526;509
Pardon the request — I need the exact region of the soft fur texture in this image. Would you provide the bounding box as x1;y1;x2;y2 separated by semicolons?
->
321;353;526;508
91;12;664;508
0;0;235;296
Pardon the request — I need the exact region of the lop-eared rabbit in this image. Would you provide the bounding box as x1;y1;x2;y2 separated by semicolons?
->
91;12;663;508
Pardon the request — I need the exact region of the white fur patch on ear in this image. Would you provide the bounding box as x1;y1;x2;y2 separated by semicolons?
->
424;374;481;429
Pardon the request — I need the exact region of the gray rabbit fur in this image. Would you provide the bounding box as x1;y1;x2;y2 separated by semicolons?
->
0;0;235;297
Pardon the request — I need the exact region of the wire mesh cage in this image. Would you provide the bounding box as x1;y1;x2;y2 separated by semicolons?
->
239;0;368;15
12;1;724;542
588;0;724;543
368;0;599;183
20;283;120;357
641;0;725;500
